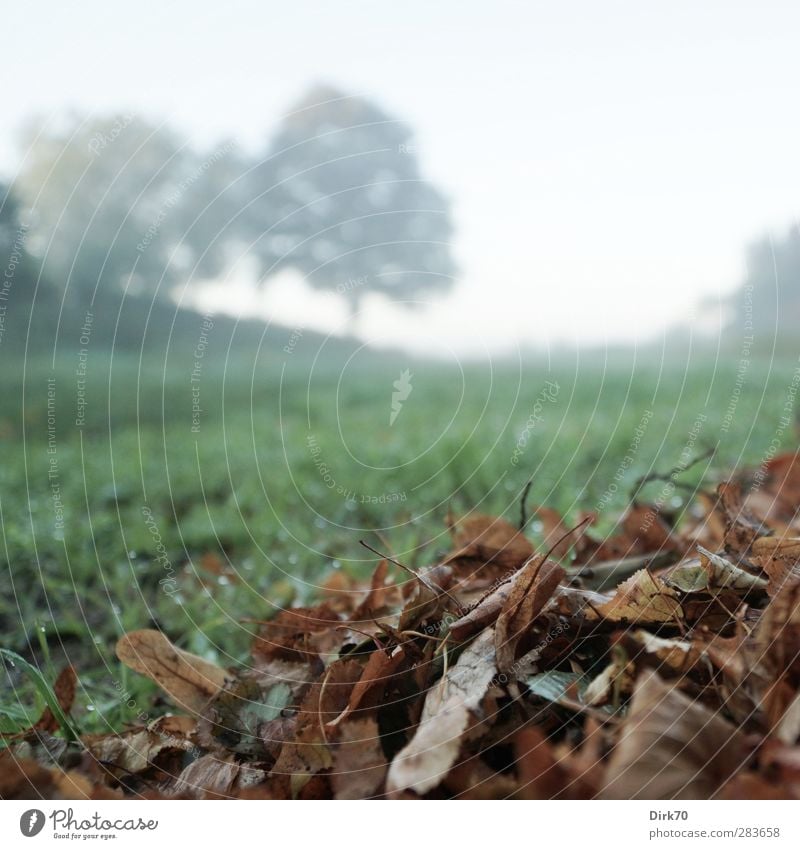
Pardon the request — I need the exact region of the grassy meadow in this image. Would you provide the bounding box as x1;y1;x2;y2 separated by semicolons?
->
2;341;798;734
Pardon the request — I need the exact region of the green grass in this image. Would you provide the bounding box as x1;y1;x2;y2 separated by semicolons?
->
2;345;798;735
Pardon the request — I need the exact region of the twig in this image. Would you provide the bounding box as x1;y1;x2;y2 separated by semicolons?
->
318;664;334;746
631;446;716;497
359;540;465;615
519;478;533;530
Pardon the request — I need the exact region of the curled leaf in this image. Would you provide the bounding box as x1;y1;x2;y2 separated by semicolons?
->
495;556;565;672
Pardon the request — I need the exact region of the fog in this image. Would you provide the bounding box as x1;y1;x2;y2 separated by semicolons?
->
3;0;800;354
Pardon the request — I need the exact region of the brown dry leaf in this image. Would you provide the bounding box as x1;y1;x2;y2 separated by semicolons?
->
386;628;497;797
495;556;565;672
776;691;800;745
751;535;800;595
327;646;406;728
351;559;405;619
514;725;572;799
0;753;125;801
593;568;682;624
748;581;800;725
168;753;266;798
251;604;343;663
759;451;800;510
272;658;363;782
718;481;769;554
149;714;197;738
533;506;582;560
116;630;227;713
602;670;747;799
442;758;518;800
629;630;702;674
754;580;800;652
6;665;79;738
444;513;534;580
553;584;614;617
514;720;604;800
84;726;194;776
330;717;388;799
397;576;449;632
577;503;680;566
449;578;514;641
0;751;58;798
621;503;682;554
666;549;768;595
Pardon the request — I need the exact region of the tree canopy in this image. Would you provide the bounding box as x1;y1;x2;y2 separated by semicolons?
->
244;85;456;317
15;114;238;304
13;92;457;323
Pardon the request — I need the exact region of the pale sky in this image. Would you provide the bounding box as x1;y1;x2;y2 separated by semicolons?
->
3;0;800;354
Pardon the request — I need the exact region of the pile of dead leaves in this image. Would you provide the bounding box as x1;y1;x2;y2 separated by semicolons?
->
5;450;800;800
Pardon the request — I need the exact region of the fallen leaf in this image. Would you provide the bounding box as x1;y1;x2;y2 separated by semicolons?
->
116;630;228;713
583;656;633;707
602;670;746;799
495;556;565;671
628;630;701;674
444;513;534;580
666;548;767;594
386;628;497;796
251;604;343;663
330;717;387;799
448;578;514;641
168;753;266;798
717;481;769;554
593;568;682;624
84;726;194;776
327;646;406;728
750;535;800;595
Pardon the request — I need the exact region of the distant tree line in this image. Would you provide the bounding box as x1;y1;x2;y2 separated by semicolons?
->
7;85;456;330
726;226;800;348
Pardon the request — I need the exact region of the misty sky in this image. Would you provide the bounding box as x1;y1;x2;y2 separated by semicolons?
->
3;0;800;354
